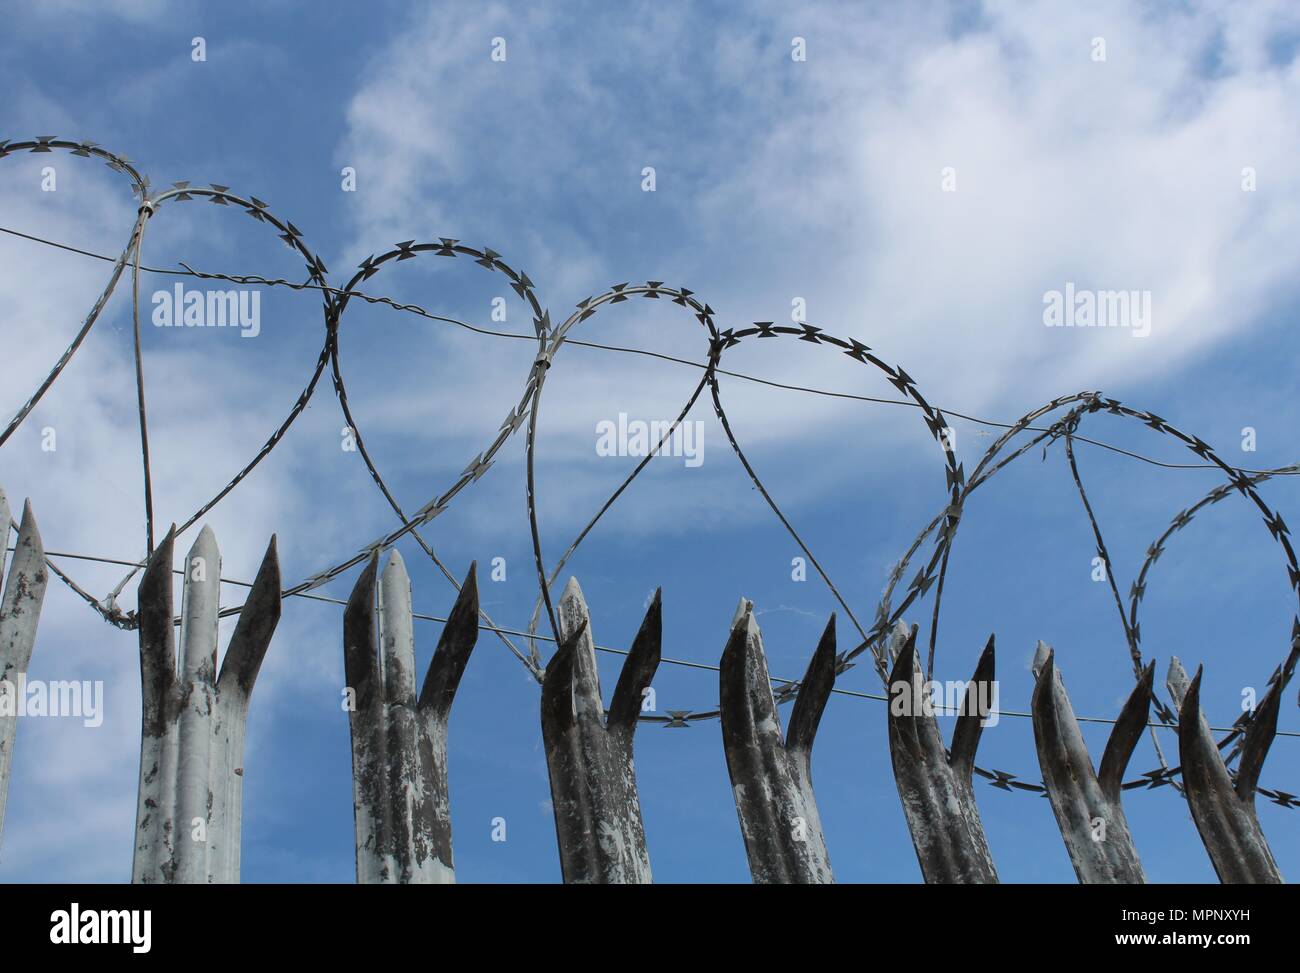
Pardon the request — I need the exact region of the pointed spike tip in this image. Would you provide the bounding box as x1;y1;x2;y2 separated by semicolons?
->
383;547;407;574
560;576;584;602
730;596;754;630
1031;640;1052;677
1166;656;1193;703
187;523;220;563
887;625;918;683
1180;664;1205;719
641;586;663;625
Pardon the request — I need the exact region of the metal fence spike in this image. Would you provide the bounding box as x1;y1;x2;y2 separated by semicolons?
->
541;577;656;883
720;606;834;883
1234;649;1292;802
729;595;752;628
343;553;385;882
1167;657;1284;883
1031;644;1146;883
170;526;221;884
417;561;478;722
136;525;177;738
555;578;605;725
1031;638;1051;676
607;588;661;740
785;613;836;755
132;525;281;883
413;563;480;879
887;625;998;883
542;621;582;733
343;556;478;883
949;634;996;776
217;534;280;697
1097;660;1155;803
0;490;48;853
210;533;280;884
376;549;430;884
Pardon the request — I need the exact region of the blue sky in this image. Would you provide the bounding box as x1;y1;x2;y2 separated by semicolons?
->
0;0;1297;883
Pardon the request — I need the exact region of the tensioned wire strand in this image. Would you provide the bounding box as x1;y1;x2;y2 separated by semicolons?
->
3;223;1298;479
7;542;1297;740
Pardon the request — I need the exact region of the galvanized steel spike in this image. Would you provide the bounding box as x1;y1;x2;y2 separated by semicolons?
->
1166;656;1285;883
719;602;834;883
132;526;281;883
343;556;479;883
887;622;998;883
540;578;658;883
1030;642;1148;883
0;490;49;853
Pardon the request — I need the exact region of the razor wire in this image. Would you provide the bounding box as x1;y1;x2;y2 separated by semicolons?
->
866;389;1300;798
1;136;1297;809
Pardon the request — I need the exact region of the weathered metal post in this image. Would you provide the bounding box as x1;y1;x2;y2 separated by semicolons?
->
1166;656;1287;883
1030;642;1151;883
541;577;660;883
719;599;836;884
887;622;998;883
132;525;281;883
0;488;48;852
343;552;479;883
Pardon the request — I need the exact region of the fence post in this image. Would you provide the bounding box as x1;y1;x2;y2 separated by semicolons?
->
887;622;998;883
541;577;659;883
719;599;835;884
343;552;479;883
1166;656;1287;883
0;488;48;853
1030;642;1150;883
132;525;281;883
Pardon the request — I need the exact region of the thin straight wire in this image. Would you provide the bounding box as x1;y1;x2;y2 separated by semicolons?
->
5;224;1299;478
17;542;1297;738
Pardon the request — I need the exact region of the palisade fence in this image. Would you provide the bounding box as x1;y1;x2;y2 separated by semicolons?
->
0;135;1297;884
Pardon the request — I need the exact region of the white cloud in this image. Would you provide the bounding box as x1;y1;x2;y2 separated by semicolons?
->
0;147;343;879
334;0;1300;516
